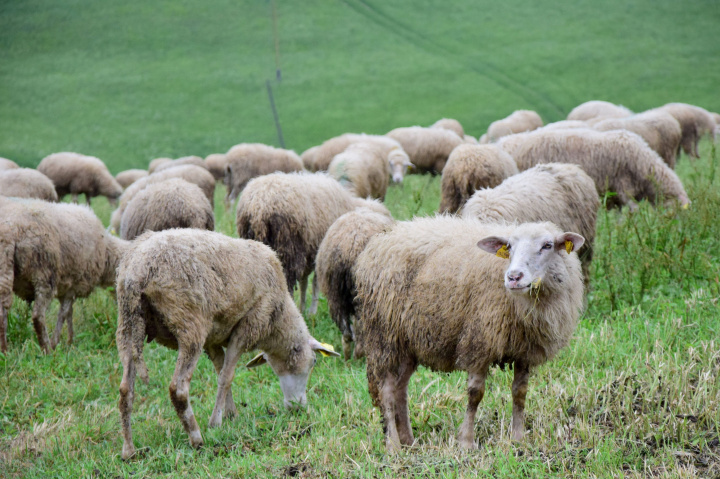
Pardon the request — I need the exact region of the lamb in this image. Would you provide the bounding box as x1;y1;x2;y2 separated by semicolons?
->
328;142;390;199
110;164;215;233
115;169;148;189
152;156;207;173
0;196;128;353
119;179;214;240
37;152;123;205
147;157;172;174
653;103;717;158
315;208;394;360
593;110;682;168
236;172;390;315
0;158;19;171
461;163;599;285
204;153;228;182
566;100;633;122
354;217;585;451
430;118;465;138
386;126;463;174
438;144;518;214
506;129;690;209
481;110;544;143
115;229;339;459
0;168;59;202
224;143;304;208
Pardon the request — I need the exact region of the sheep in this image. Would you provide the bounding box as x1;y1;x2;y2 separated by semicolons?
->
481;110;544;142
328;142;389;200
223;143;304;208
438;144;518;214
461;163;599;285
540;120;589;131
152;155;207;173
430;118;465;138
147;157;172;174
463;135;479;144
0;168;59;202
0;196;128;353
116;228;339;459
37;152;123;205
0;158;19;171
593;110;682;168
110;164;215;233
119;179;214;241
654;103;717;159
315;208;394;360
505;128;690;209
711;112;720;126
300;145;320;171
386;126;463;174
354;217;585;451
236;172;390;315
115;169;148;189
302;134;408;174
567;100;633;122
204;153;228;182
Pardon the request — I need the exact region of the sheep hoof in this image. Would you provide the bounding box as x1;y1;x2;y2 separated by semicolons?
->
459;439;478;450
189;431;204;448
121;443;136;461
208;415;222;429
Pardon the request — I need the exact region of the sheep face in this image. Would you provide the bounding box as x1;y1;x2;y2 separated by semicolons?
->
388;150;413;183
478;225;584;295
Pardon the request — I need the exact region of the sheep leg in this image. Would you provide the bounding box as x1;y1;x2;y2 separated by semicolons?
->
30;290;53;354
299;277;308;313
457;369;488;450
341;331;353;361
380;373;401;452
119;348;137;460
0;302;7;353
169;344;204;448
511;361;530;441
393;359;417;446
51;298;74;348
308;273;319;316
207;345;238;427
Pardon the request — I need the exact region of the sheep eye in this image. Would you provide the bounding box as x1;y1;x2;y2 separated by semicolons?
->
541;243;552;250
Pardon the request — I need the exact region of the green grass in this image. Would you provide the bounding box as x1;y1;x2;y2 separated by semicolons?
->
1;0;720;476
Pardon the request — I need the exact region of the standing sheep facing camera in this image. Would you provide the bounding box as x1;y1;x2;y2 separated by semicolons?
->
328;142;389;199
354;217;585;451
386;126;463;174
0;197;128;353
439;144;518;214
653;103;717;159
481;110;544;143
461;163;599;285
115;169;148;189
37;152;123;205
0;158;19;171
315;208;394;360
236;172;390;315
0;168;58;202
115;229;339;459
567;100;633;122
223;143;303;208
120;179;214;240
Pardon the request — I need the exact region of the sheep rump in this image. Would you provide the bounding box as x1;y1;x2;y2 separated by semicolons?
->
0;168;59;202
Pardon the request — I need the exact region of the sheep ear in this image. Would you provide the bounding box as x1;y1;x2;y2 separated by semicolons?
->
404;160;414;168
555;233;585;254
477;236;510;258
246;352;268;368
309;338;341;358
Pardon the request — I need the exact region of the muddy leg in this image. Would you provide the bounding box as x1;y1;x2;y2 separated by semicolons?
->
342;331;353;361
119;353;137;460
51;297;74;348
380;373;401;452
308;273;319;315
0;302;7;353
394;360;417;446
511;361;530;441
299;276;308;313
168;344;204;448
31;290;53;353
458;369;488;449
85;195;92;206
206;345;238;426
208;335;246;428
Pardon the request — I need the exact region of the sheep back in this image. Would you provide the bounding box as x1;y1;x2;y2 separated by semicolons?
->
224;143;303;202
0;168;58;202
0;158;19;171
485;110;544;142
115;169;148;189
386;126;463;174
430;118;465;138
567;101;633;122
37;152;123;201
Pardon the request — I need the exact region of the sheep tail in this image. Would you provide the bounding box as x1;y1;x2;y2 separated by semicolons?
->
117;278;149;385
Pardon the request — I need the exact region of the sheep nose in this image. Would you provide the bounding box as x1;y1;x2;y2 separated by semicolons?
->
507;271;524;282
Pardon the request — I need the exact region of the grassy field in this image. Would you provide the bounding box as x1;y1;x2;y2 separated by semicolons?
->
2;0;720;477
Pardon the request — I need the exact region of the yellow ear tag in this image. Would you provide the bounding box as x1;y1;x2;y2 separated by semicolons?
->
565;241;574;254
496;244;510;259
318;342;337;357
682;203;690;210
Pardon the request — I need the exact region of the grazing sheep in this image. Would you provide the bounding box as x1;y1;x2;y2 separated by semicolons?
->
204;153;228;182
654;103;717;158
303;134;407;174
37;152;122;205
147;157;172;174
0;158;19;171
461;163;599;284
593;110;682;168
439;144;518;214
0;197;128;353
0;168;58;202
506;129;690;209
110;165;215;233
119;179;214;240
567;101;633;122
152;156;207;173
236;172;390;315
430;118;465;138
328;142;389;199
115;169;148;189
386;126;463;174
482;110;544;142
224;143;303;208
315;208;394;360
387;147;414;184
355;217;585;451
116;229;339;459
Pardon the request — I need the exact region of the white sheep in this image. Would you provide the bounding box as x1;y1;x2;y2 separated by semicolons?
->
37;152;123;205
